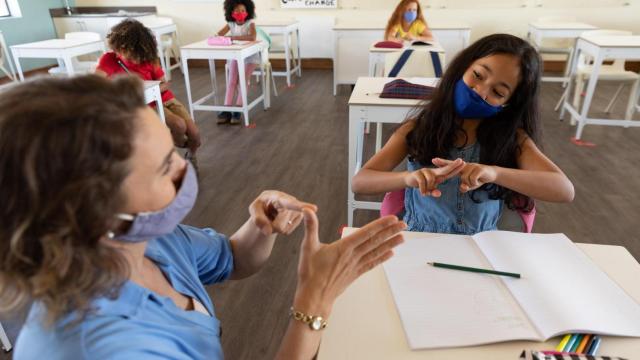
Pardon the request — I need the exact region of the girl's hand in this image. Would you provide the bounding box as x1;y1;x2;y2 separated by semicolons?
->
403;158;465;197
249;191;318;236
293;209;406;316
432;158;498;193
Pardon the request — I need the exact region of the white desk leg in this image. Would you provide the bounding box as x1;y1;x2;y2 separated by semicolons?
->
0;320;11;352
348;106;360;227
260;50;269;110
333;32;339;96
624;80;639;121
157;34;168;80
284;31;292;87
575;51;603;140
63;56;75;77
296;28;302;77
208;59;217;99
156;89;166;124
560;46;581;121
12;52;24;81
238;56;250;127
375;123;383;152
182;56;195;120
368;53;375;77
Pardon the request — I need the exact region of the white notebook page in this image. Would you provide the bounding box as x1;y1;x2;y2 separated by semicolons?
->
474;231;640;339
382;232;539;349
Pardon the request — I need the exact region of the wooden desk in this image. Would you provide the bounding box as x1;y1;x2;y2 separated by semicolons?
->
347;77;436;226
560;35;640;140
333;21;469;95
318;232;640;359
180;40;268;127
256;20;302;87
527;21;597;83
10;38;105;81
368;42;445;77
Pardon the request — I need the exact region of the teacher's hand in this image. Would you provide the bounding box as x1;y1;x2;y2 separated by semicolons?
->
249;191;317;236
293;210;406;317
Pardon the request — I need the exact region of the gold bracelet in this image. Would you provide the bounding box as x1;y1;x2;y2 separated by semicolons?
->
289;307;327;331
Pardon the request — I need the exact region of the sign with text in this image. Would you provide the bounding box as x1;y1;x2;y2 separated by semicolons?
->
281;0;337;8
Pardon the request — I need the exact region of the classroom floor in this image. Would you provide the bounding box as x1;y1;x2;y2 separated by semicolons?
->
1;68;639;360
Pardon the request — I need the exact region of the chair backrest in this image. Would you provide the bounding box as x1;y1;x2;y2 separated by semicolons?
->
64;31;101;42
384;49;446;78
380;189;536;233
579;29;633;70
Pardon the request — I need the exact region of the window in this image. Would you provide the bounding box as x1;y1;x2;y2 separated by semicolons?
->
0;1;10;17
0;0;21;19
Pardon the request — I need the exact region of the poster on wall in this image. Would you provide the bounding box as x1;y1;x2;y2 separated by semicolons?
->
280;0;337;9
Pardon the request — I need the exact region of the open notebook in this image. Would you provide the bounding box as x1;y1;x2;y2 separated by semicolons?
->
378;230;640;350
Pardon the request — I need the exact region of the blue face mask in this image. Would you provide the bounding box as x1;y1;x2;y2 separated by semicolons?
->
108;162;199;243
404;11;417;23
453;79;503;119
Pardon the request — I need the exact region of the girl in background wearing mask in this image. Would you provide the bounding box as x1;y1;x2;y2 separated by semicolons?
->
352;34;575;235
216;0;259;125
385;0;434;43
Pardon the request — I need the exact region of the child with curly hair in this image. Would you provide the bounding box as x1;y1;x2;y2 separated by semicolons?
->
216;0;259;125
96;19;201;157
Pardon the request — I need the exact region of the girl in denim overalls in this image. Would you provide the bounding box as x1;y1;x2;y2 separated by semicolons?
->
352;34;575;235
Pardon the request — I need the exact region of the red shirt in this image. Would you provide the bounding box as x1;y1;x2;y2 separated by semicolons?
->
97;52;175;103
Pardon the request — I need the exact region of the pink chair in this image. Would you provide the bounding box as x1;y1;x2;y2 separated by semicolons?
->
380;189;536;233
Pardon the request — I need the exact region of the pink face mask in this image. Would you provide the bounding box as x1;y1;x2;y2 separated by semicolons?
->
232;11;248;22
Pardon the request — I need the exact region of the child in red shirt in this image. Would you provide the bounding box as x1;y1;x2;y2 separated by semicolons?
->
96;19;201;157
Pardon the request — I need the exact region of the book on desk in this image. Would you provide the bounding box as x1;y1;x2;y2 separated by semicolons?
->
341;229;640;350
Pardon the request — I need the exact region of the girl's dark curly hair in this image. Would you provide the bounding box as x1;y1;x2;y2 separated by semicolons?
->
224;0;256;22
106;19;158;64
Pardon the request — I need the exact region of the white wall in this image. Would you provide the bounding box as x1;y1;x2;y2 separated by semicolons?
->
75;0;640;58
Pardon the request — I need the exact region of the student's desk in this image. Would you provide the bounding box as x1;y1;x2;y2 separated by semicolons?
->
0;320;10;352
347;77;436;226
560;35;640;140
180;40;268;127
10;38;105;81
144;81;165;124
333;21;469;95
255;20;302;87
527;21;597;83
318;231;640;359
368;42;445;77
147;22;180;81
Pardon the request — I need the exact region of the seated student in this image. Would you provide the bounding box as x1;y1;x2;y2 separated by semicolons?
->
352;34;575;235
385;0;434;43
95;19;201;159
216;0;260;125
0;75;406;359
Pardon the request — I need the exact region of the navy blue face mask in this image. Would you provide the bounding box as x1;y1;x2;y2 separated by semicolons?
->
453;79;503;119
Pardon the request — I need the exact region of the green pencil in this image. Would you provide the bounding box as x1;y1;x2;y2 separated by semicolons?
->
427;262;521;279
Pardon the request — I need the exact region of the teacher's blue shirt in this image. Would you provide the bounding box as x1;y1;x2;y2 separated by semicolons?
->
14;224;234;360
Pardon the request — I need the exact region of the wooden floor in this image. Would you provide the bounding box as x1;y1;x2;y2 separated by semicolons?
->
2;68;640;359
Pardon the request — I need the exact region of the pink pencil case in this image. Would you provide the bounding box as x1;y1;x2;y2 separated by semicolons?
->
207;36;232;46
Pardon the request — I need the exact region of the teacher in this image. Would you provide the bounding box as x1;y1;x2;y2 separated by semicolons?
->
0;75;406;359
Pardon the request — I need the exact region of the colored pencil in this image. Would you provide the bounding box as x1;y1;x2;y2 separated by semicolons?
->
427;262;521;278
556;334;572;351
576;334;592;353
562;334;578;352
570;334;584;352
587;336;602;356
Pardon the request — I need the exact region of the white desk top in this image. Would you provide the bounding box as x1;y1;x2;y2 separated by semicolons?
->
144;80;161;89
11;38;101;50
180;40;262;51
580;35;640;48
529;21;597;31
256;19;299;27
369;42;445;53
318;232;640;359
349;77;437;107
334;21;470;31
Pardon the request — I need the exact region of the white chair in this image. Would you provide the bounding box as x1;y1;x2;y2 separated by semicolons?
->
532;16;578;82
48;32;102;76
566;30;640;124
141;17;182;81
253;27;278;98
0;30;17;82
267;32;299;85
0;320;12;353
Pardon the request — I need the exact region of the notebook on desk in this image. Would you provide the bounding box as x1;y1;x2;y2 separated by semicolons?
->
370;230;640;350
